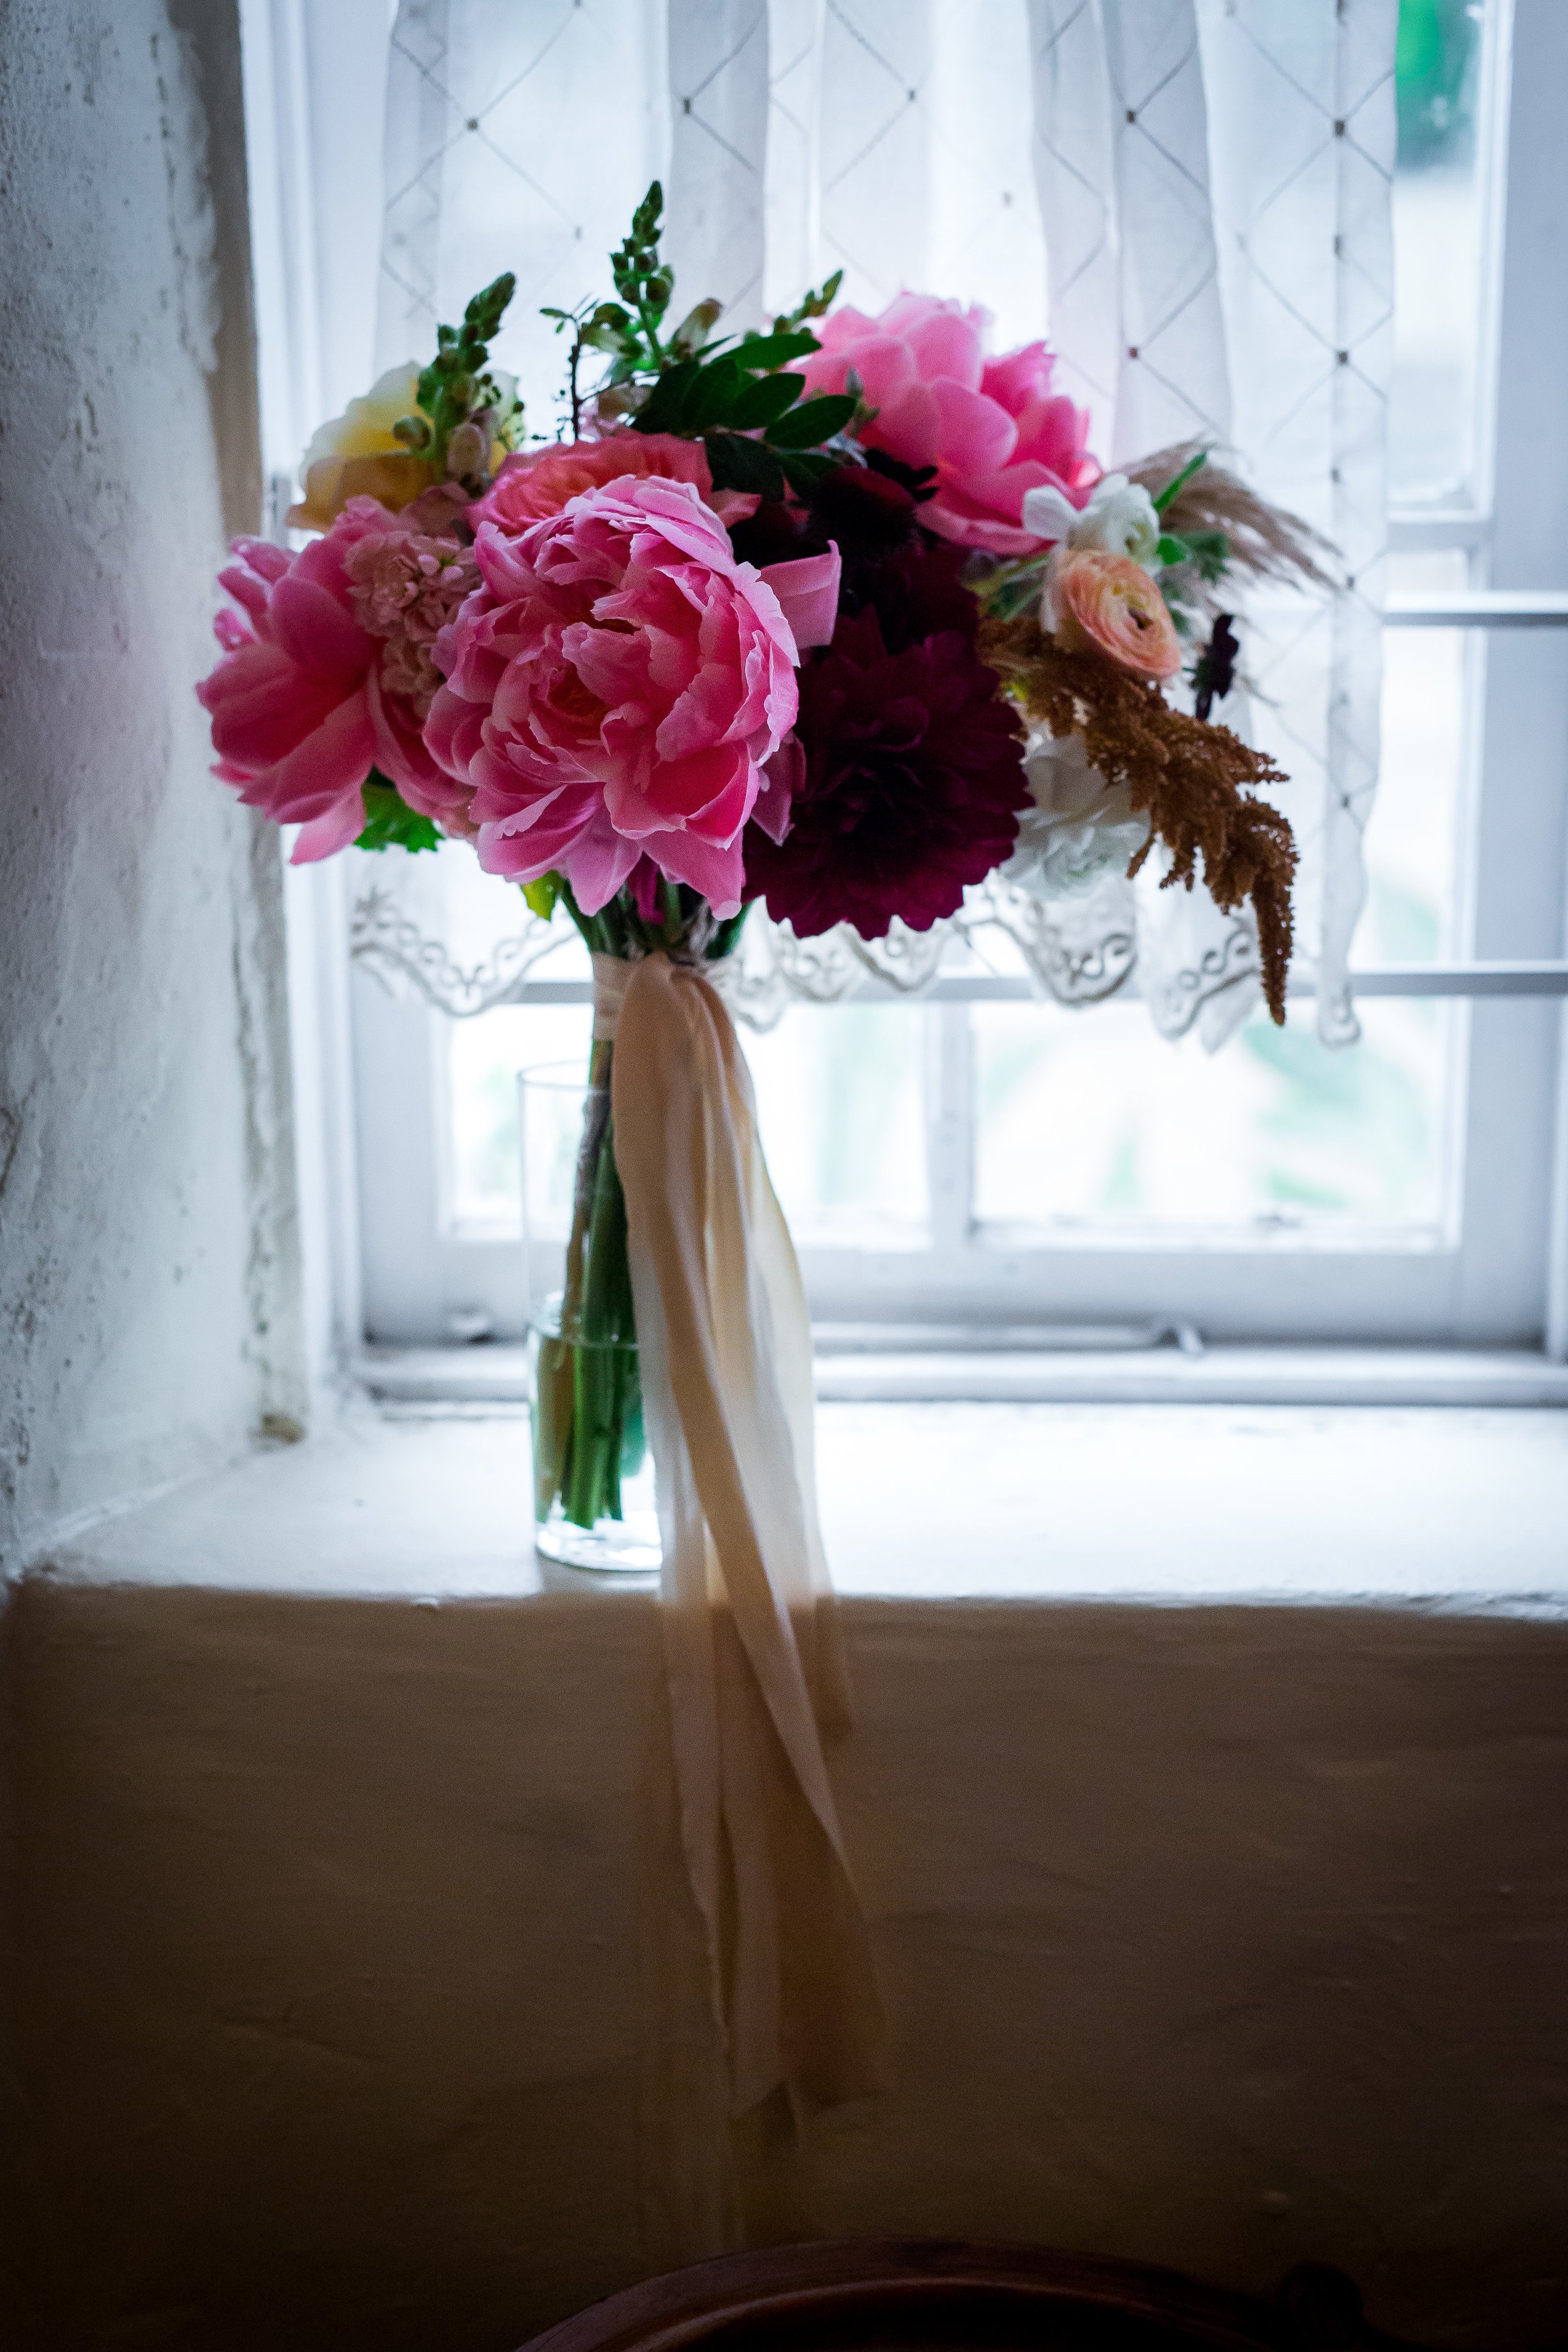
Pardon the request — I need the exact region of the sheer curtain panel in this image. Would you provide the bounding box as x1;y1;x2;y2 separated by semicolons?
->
369;0;1396;1045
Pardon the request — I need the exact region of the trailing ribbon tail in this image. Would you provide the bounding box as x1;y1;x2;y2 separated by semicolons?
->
609;951;884;2118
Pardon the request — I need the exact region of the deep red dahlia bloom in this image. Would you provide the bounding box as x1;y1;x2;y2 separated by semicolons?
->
743;608;1028;939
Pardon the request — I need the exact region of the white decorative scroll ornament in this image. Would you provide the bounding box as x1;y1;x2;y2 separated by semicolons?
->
371;0;1394;1049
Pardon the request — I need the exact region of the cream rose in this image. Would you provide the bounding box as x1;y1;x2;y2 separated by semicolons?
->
287;363;521;532
1003;728;1150;898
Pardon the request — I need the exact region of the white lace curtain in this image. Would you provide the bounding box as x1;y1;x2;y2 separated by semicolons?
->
366;0;1396;1046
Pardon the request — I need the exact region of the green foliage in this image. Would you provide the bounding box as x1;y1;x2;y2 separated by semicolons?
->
415;273;521;477
543;190;855;459
521;872;563;921
356;774;443;854
632;337;856;484
765;271;844;335
1152;449;1209;514
1156;526;1228;581
972;553;1051;623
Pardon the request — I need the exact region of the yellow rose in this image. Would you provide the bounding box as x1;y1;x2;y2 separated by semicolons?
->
286;363;436;532
286;363;522;532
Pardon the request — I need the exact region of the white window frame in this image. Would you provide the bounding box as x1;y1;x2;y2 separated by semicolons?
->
250;1;1568;1380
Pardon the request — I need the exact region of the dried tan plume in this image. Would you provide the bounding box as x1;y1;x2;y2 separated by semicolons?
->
1129;439;1337;601
980;614;1298;1024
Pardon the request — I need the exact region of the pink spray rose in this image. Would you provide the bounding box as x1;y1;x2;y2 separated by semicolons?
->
797;294;1099;558
427;474;837;914
472;431;758;533
198;499;478;859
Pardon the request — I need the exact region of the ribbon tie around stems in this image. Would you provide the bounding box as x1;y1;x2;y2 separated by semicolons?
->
604;950;885;2119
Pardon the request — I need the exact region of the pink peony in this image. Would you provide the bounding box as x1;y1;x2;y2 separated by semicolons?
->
426;474;832;915
797;294;1099;558
472;431;758;533
198;499;477;859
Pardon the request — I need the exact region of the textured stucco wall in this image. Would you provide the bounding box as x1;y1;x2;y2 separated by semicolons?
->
0;0;303;1574
3;1576;1565;2352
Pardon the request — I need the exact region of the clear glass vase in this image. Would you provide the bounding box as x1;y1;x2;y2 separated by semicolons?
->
520;1051;660;1574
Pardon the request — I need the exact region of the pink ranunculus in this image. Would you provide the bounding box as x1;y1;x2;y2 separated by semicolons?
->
471;431;759;534
798;294;1100;558
197;499;477;859
426;474;820;916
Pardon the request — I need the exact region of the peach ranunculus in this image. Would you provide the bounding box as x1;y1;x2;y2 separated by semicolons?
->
426;475;837;916
471;432;758;532
1049;550;1183;682
796;294;1099;557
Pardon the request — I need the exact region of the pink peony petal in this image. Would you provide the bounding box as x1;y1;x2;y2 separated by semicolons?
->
268;569;373;682
930;380;1018;475
750;735;802;844
251;687;377;824
980;342;1055;418
867;380;943;469
904;307;985;391
637;824;747;916
758;544;840;651
561;815;645;914
290;794;369;864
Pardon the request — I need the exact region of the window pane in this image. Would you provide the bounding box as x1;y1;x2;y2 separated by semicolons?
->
746;1005;929;1246
447;1003;591;1235
972;997;1451;1234
1390;0;1490;504
1361;548;1470;965
442;994;930;1246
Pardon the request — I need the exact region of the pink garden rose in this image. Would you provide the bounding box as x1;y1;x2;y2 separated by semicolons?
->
198;499;477;859
427;474;835;914
472;431;758;532
798;294;1099;558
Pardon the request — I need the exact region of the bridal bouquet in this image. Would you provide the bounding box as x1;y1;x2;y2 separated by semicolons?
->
198;184;1322;2111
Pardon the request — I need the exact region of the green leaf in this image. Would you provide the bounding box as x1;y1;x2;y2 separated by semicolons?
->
356;776;442;856
684;354;748;431
765;392;856;448
704;432;786;501
1152;448;1208;514
729;370;806;430
1160;527;1228;582
734;328;820;372
1186;528;1229;582
522;872;563;921
632;356;703;433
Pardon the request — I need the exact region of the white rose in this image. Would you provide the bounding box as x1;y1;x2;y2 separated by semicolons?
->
1003;729;1151;899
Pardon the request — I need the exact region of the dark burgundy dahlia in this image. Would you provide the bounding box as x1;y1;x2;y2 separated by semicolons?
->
744;608;1028;939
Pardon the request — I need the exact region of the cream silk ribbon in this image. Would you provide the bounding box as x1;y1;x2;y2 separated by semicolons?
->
595;950;884;2119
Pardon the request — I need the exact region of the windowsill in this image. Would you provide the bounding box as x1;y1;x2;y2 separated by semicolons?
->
33;1395;1568;1614
358;1340;1568;1408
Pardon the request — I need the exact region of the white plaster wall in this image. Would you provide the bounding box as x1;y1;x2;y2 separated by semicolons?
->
0;0;304;1572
